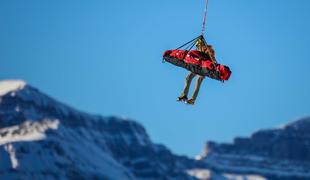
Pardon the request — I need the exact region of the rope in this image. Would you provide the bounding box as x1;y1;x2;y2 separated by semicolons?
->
176;0;210;50
187;40;197;50
201;0;209;35
176;36;200;50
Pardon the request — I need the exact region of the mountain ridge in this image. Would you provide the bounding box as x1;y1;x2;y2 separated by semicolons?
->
1;80;310;180
0;80;199;180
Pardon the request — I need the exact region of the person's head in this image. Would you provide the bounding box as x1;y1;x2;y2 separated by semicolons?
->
203;45;214;55
207;45;214;51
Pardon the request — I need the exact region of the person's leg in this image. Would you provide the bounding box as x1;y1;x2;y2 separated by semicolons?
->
181;72;196;97
178;72;196;101
187;75;204;104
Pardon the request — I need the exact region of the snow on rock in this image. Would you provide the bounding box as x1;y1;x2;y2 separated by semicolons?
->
187;169;211;180
0;119;59;145
4;144;18;169
2;79;310;180
0;80;197;180
197;116;310;180
0;121;135;179
284;116;310;131
222;174;267;180
187;169;267;180
0;80;26;96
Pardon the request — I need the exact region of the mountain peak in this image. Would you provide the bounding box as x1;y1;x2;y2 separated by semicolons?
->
0;79;196;180
0;80;27;96
283;116;310;131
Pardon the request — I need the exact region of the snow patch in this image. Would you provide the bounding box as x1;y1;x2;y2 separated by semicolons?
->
187;169;211;179
0;80;26;96
15;106;20;112
4;144;18;169
0;119;59;145
223;174;267;180
204;153;310;178
188;169;267;180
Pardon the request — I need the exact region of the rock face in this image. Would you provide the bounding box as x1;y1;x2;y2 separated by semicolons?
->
0;80;197;180
1;80;310;180
198;117;310;180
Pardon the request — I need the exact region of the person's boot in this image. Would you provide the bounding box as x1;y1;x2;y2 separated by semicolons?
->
177;95;188;102
186;98;195;105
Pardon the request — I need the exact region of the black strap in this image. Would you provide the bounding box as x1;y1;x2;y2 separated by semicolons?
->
188;40;197;50
183;39;196;50
176;36;201;50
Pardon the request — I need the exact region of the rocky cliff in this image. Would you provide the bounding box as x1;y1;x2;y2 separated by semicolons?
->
0;80;198;180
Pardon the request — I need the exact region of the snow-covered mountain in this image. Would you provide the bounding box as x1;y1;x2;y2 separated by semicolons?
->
1;80;310;180
193;117;310;180
0;80;198;180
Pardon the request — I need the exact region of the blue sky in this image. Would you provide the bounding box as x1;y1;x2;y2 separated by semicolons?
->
1;0;310;157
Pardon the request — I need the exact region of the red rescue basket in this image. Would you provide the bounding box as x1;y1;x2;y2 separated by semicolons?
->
163;35;231;82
